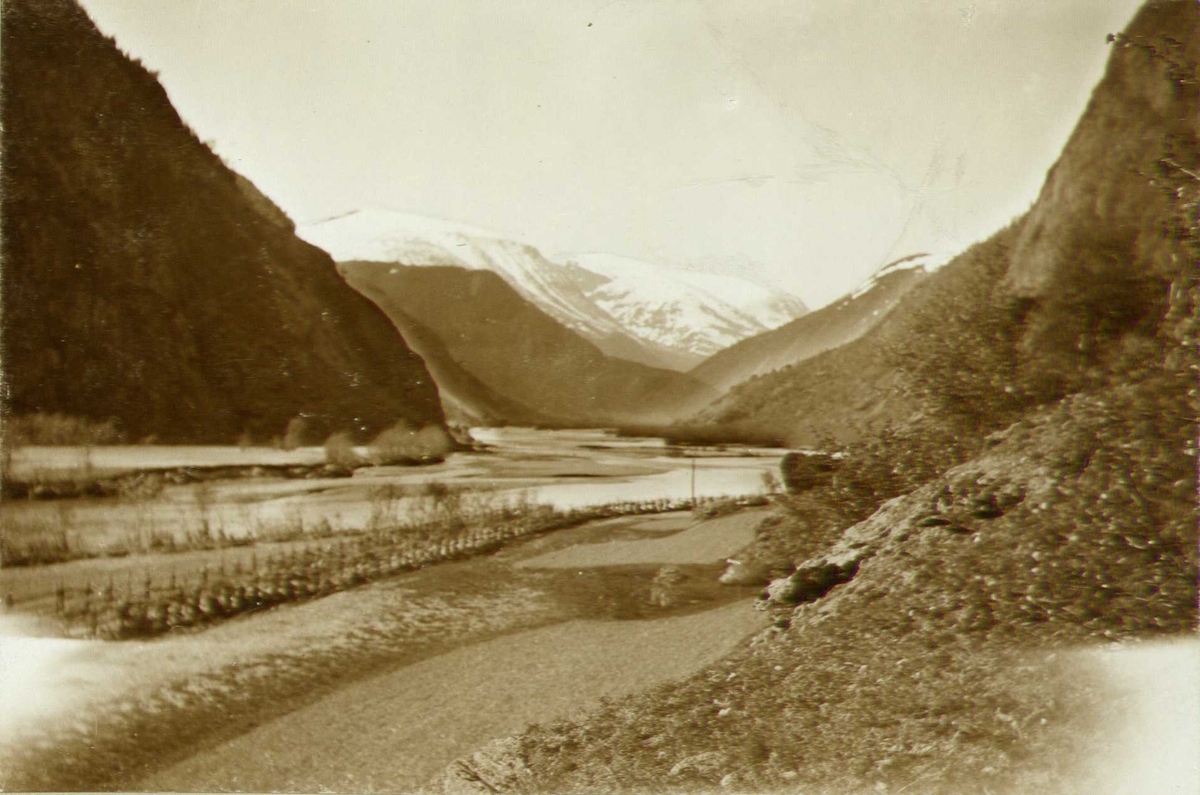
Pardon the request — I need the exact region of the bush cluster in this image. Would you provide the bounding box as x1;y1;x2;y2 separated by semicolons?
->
368;421;455;465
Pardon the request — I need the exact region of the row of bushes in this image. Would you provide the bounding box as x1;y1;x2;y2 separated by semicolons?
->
1;412;455;458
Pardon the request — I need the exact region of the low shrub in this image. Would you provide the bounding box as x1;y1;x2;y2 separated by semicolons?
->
323;431;363;469
368;421;454;465
279;416;312;450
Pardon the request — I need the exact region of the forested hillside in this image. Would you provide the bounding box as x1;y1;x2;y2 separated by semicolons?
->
689;255;928;396
1;0;444;443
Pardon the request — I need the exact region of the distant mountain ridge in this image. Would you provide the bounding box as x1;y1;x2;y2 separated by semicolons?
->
686;253;940;397
298;209;807;370
1;0;444;443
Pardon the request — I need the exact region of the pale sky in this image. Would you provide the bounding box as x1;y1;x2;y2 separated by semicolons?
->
77;0;1143;308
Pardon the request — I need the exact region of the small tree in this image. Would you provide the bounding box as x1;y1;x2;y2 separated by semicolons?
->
280;416;311;450
323;431;362;469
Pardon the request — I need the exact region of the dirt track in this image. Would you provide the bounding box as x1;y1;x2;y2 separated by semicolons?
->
140;601;763;793
137;509;770;792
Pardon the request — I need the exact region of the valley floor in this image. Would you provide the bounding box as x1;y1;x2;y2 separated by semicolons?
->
0;509;769;791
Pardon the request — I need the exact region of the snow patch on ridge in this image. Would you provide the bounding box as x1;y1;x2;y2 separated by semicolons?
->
848;252;954;301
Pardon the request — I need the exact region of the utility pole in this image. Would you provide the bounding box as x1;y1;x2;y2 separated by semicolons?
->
690;456;697;508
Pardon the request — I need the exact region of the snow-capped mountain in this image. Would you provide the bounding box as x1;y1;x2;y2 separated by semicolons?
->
568;253;808;360
298;209;808;370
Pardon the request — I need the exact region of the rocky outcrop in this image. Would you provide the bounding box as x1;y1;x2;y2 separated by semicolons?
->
434;738;530;795
764;556;862;607
1005;1;1199;299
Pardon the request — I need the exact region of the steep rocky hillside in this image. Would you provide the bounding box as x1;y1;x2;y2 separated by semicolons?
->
340;263;716;426
689;254;931;395
1;0;444;443
694;5;1198;449
450;3;1199;792
509;352;1198;793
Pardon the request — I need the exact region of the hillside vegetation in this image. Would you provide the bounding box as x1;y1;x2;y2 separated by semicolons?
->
1;0;444;444
689;257;927;397
457;3;1199;792
341;263;716;426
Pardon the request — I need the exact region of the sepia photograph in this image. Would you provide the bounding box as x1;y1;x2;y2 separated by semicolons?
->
0;0;1197;792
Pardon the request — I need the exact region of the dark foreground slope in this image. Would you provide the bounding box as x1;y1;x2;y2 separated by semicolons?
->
456;4;1198;793
341;263;716;426
0;0;443;443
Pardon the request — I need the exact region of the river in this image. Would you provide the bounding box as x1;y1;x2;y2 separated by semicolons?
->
3;428;787;554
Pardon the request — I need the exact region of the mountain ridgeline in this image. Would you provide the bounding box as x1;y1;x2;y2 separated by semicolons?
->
1;0;444;443
299;209;808;372
689;254;931;396
339;262;716;426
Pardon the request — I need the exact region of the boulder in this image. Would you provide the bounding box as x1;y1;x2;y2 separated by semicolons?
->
649;565;690;607
668;751;728;779
719;558;770;586
766;555;863;606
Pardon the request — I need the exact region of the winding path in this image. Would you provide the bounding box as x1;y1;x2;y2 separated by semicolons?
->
140;602;762;793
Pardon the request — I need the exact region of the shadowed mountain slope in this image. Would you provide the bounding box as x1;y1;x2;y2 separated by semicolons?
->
337;268;545;426
1;0;444;443
694;229;1017;446
340;262;717;426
